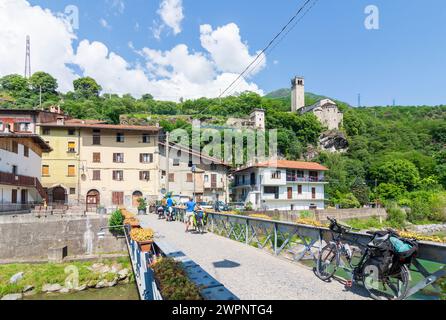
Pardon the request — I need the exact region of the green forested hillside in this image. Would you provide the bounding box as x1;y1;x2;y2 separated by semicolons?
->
1;73;445;225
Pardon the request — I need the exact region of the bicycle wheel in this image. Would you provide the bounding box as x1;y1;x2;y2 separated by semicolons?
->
316;243;339;281
363;263;410;300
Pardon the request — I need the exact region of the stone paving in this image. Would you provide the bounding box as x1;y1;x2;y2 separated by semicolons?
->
139;214;370;300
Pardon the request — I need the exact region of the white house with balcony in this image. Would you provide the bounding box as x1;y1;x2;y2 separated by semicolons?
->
232;160;329;211
0;133;52;212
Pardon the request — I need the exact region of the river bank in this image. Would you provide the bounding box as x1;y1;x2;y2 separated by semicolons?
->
0;257;135;300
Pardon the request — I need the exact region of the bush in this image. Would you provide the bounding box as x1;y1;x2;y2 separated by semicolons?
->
109;209;124;235
299;210;315;219
337;193;361;209
386;207;407;228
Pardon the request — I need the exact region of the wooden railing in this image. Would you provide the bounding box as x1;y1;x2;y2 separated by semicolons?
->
0;171;47;200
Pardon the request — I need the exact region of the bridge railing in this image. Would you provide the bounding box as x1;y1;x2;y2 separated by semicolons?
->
175;208;446;299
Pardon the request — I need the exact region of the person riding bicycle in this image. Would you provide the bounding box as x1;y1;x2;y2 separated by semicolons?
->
165;194;174;220
184;197;196;232
193;205;207;233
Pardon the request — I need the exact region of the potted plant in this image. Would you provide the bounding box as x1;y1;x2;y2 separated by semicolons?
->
137;197;148;215
130;228;154;252
124;217;141;230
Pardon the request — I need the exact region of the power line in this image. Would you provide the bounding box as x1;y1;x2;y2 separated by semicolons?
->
225;0;319;97
218;0;317;99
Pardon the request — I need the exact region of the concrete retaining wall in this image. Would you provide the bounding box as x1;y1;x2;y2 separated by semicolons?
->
0;215;126;262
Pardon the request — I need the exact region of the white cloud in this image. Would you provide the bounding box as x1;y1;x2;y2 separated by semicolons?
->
0;0;77;91
154;0;184;37
200;23;266;76
107;0;125;15
99;18;111;30
0;1;265;101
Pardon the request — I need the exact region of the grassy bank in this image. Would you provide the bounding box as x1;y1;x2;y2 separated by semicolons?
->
0;257;132;298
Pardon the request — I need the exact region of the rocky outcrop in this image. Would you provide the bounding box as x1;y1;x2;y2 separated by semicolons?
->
319;130;349;153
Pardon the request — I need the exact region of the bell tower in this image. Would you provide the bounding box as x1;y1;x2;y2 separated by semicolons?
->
291;76;305;113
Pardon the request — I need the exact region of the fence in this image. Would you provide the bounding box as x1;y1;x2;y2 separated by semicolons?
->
175;208;446;299
245;208;387;223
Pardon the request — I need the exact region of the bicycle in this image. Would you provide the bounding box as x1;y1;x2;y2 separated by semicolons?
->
193;209;207;234
316;217;410;300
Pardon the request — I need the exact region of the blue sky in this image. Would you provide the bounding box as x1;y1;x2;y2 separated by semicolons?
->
14;1;446;106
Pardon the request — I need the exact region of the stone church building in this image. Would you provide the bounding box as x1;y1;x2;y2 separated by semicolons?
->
291;76;343;130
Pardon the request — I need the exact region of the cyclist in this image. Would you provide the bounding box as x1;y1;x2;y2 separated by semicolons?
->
184;197;196;232
194;205;206;233
165;194;174;220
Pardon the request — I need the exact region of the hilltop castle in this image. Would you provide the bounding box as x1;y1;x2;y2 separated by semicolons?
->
291;76;343;130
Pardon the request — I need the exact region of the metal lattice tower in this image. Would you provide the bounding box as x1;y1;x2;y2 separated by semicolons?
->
24;35;31;79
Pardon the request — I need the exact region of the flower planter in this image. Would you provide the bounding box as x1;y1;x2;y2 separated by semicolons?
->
138;240;153;253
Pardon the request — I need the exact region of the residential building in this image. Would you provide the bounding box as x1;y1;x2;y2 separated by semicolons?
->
39;118;160;211
159;142;230;203
232;160;329;211
0;133;52;212
291;76;343;130
226;108;266;131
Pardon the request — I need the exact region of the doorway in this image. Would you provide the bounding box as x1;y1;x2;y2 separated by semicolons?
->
52;186;66;204
86;190;100;211
132;191;143;207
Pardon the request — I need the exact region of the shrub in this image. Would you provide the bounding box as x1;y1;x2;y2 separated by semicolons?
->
386;207;407;228
137;198;147;211
337;193;361;209
299;210;315;219
109;209;124;235
152;258;202;300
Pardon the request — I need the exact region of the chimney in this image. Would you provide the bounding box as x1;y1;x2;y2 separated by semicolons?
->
56;116;65;126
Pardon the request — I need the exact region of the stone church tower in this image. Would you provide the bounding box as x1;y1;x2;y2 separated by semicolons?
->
291;76;305;112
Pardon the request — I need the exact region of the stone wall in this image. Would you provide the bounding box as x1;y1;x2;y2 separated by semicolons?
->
0;215;126;262
246;208;387;223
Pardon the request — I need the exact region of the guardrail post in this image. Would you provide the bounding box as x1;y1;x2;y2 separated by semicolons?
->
274;222;278;255
245;220;249;245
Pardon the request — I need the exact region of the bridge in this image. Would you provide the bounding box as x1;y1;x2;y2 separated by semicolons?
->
126;209;446;300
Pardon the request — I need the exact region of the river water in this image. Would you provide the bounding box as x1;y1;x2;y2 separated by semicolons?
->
24;284;139;300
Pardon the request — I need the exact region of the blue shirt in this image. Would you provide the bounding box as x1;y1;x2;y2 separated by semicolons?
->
185;201;196;212
167;198;174;207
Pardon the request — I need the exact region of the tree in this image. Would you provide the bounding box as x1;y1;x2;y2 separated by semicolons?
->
373;159;420;191
351;178;370;205
29;71;58;94
73;77;102;98
376;183;406;200
0;74;28;94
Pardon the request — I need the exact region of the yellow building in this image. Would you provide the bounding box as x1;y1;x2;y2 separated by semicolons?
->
40;118;160;211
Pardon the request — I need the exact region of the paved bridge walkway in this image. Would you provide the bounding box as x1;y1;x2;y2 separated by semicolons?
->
139;214;369;300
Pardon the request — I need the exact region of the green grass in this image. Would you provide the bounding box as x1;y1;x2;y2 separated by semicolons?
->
0;258;132;298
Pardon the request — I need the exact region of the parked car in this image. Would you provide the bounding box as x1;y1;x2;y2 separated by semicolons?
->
197;201;213;210
213;201;230;212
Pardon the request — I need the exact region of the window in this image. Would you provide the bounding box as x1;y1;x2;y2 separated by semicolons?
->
298;185;303;195
92;130;101;145
264;186;279;194
16;122;31;132
0;121;3;131
296;170;304;178
168;173;175;182
11;141;18;153
113;153;124;163
93;170;101;181
12;165;17;175
116;133;124;143
271;170;281;179
68;165;76;177
42;128;50;135
93;153;101;163
204;175;209;183
68;129;75;136
140;171;150;181
23;146;29;157
112;192;124;205
161;170;166;176
173;159;180;166
188;161;193;168
68;141;76;153
312;187;316;199
142;134;150;143
42;165;49;176
140;153;153;163
187;173;193;182
69;188;76;195
113;170;124;181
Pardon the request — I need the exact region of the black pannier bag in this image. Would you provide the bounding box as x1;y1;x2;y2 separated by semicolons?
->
366;231;395;277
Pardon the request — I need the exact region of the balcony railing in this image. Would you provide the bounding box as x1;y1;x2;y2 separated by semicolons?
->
286;176;325;183
0;171;47;199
